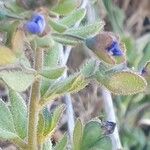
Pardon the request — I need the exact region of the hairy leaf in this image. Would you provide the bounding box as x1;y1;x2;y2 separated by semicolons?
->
49;18;68;33
54;134;67;150
52;0;79;15
0;46;16;65
95;71;147;95
52;33;83;46
0;99;17;139
59;8;86;27
0;70;35;92
81;121;103;150
40;66;66;79
65;21;104;38
73;119;83;150
43;139;52;150
12;29;25;57
9;90;27;139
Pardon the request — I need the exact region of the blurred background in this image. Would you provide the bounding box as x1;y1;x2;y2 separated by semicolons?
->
0;0;149;149
60;0;150;150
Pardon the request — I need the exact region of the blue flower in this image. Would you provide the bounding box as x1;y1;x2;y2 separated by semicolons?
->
25;14;46;34
106;41;123;56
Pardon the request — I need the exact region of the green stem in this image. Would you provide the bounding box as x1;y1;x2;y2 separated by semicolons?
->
27;48;43;150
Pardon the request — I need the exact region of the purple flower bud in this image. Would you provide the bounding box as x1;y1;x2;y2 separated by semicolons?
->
25;14;46;34
85;32;126;65
141;68;146;75
107;41;123;56
101;121;116;135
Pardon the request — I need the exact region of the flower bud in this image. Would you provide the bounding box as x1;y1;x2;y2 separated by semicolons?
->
86;32;126;65
101;121;116;135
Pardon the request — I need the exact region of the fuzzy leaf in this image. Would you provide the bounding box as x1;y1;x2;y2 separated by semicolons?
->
0;99;17;139
89;136;112;150
73;119;83;150
81;121;103;150
9;90;27;139
95;71;147;95
59;8;86;27
38;105;65;143
52;33;83;46
0;128;18;139
49;18;68;33
54;134;67;150
52;0;79;15
43;105;65;137
12;29;25;57
0;70;35;92
44;42;62;67
81;59;99;78
43;139;52;150
40;66;66;79
41;79;54;97
0;46;16;65
34;35;55;48
40;73;87;107
65;21;104;38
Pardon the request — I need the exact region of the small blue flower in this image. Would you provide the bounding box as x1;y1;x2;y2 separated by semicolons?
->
25;14;46;34
107;41;123;56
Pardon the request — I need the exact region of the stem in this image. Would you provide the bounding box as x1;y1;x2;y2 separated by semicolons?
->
27;48;43;150
102;89;122;150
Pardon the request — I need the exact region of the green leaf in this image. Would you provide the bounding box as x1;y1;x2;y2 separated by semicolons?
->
12;29;25;57
40;73;87;107
54;134;67;150
43;139;52;150
34;34;55;48
52;33;84;46
59;8;86;27
0;9;23;21
41;79;54;97
40;66;66;79
81;59;99;78
81;121;103;150
65;21;104;38
9;90;27;139
49;18;68;33
52;0;79;15
44;42;62;67
89;136;112;150
38;105;65;143
0;70;35;92
0;99;17;139
0;46;16;65
0;128;18;139
43;105;65;137
73;119;83;150
95;71;147;95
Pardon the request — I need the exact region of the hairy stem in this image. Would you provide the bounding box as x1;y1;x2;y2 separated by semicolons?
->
27;48;43;150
